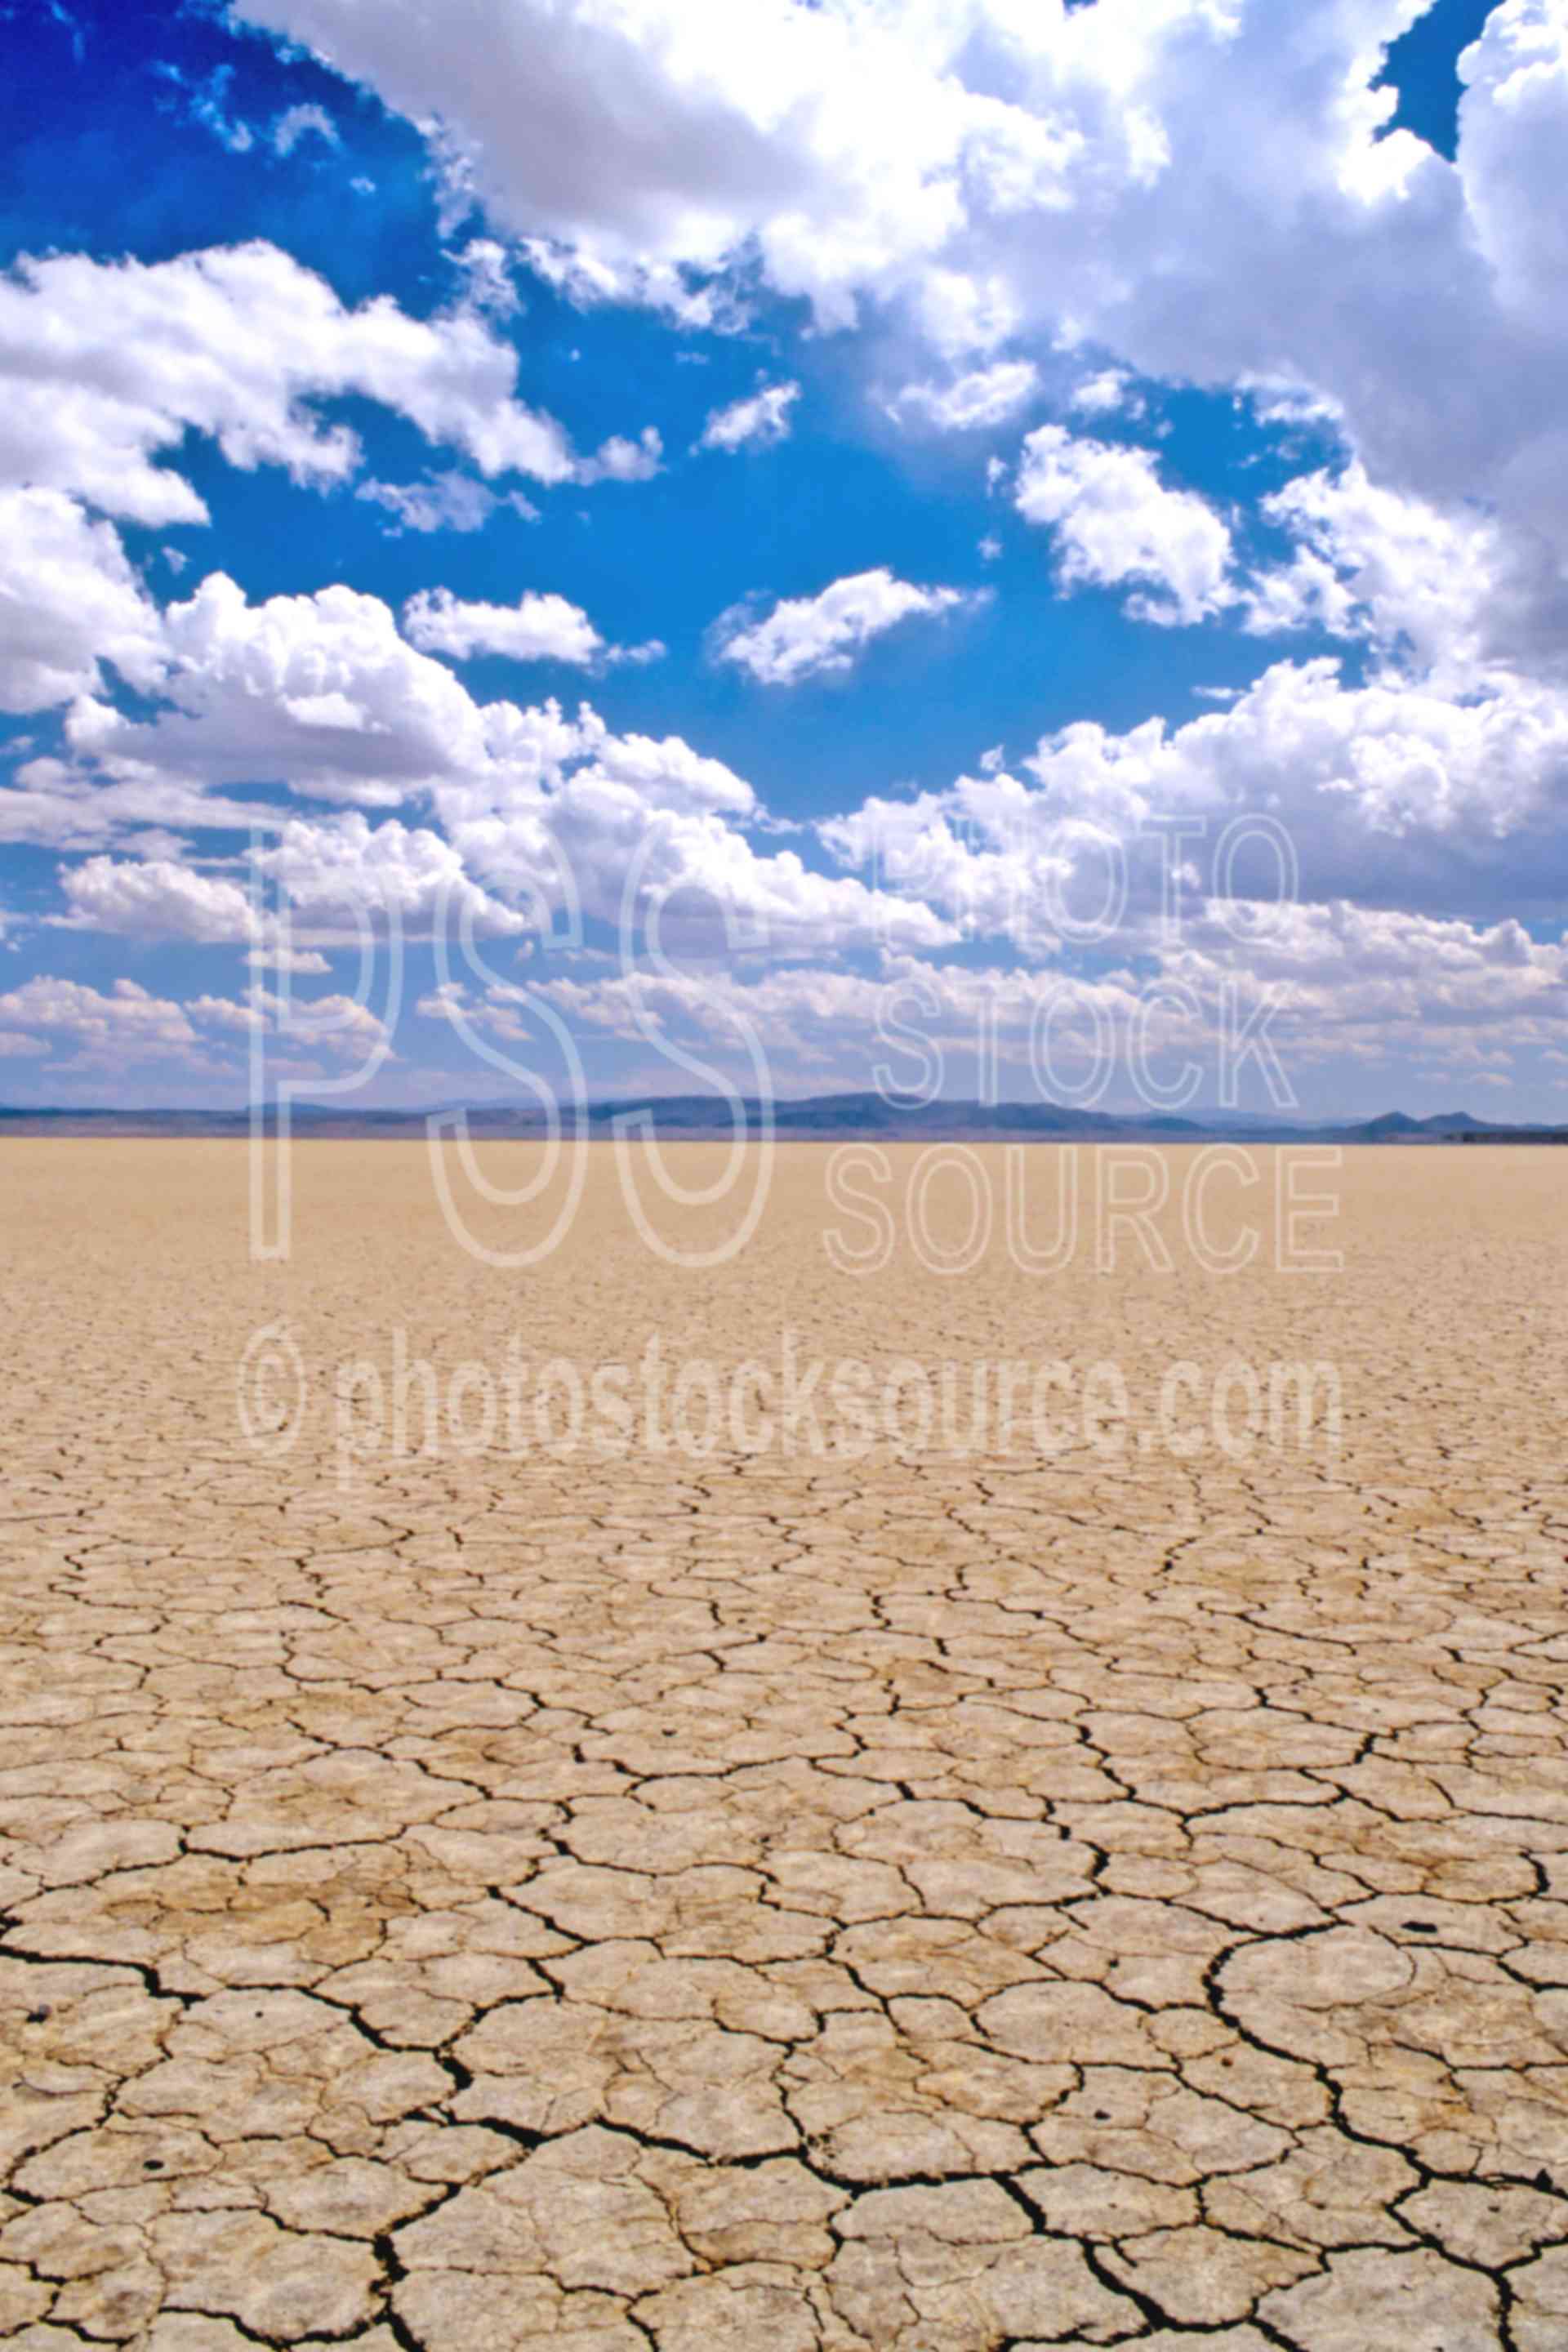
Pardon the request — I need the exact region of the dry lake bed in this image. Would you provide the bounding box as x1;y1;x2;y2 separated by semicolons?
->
2;1140;1566;2350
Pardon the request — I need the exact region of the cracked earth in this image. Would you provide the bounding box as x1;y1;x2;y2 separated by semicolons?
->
2;1140;1566;2350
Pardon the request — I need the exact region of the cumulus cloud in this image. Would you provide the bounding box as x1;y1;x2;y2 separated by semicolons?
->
1014;426;1236;626
24;532;1568;1032
261;813;532;937
57;857;261;944
248;945;333;975
532;958;1096;1076
822;653;1568;936
52;824;533;952
22;565;950;961
417;973;555;1049
156;61;255;154
713;568;978;685
404;588;604;667
22;0;1568;1101
403;586;662;669
696;380;800;452
0;758;274;852
891;359;1040;432
433;715;956;955
1244;461;1568;688
245;986;391;1054
0;974;194;1051
0;488;165;714
0;973;251;1057
0;242;655;527
41;577;1568;978
271;101;339;154
451;238;520;318
232;0;998;329
1161;900;1568;1074
1069;369;1140;419
65;572;492;807
0;968;390;1071
227;0;1568;570
357;471;539;534
576;426;664;483
517;241;737;332
1459;0;1568;332
527;902;1568;1096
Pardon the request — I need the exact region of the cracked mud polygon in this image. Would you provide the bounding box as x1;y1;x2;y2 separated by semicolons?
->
3;1139;1567;2351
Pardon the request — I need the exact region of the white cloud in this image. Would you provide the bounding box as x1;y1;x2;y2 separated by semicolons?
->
0;242;655;526
404;588;603;666
261;813;532;936
185;992;265;1034
50;829;528;956
416;979;468;1022
229;0;1070;335
1237;546;1363;647
891;360;1039;432
0;757;275;852
1162;900;1568;1071
403;586;662;669
247;986;390;1054
1069;369;1138;419
249;945;332;975
57;857;261;944
26;567;950;960
0;488;164;714
432;716;961;957
531;907;1568;1091
517;242;735;332
24;533;1568;1024
421;974;553;1047
1014;426;1236;626
576;427;664;483
272;102;340;155
1459;1;1568;332
696;381;800;452
226;0;1568;572
66;572;492;807
822;653;1568;936
157;62;255;155
451;239;519;318
1244;461;1568;688
714;568;977;686
357;472;538;534
534;957;1069;1061
0;968;391;1071
0;973;200;1054
423;697;956;955
1034;653;1568;863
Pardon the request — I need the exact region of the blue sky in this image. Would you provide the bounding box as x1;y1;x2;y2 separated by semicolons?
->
2;0;1566;1115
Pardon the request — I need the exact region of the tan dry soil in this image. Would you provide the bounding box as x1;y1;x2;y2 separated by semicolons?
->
1;1140;1566;2350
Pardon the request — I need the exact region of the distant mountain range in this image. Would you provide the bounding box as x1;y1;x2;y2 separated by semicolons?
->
3;1094;1566;1143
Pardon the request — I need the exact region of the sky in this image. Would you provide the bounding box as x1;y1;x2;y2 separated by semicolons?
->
1;0;1566;1117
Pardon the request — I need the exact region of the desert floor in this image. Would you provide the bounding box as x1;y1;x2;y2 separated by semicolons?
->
2;1140;1566;2350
